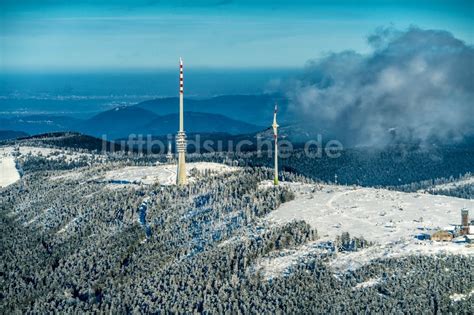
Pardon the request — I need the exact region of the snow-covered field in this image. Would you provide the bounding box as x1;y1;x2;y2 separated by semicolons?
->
258;183;473;276
0;144;237;188
0;145;95;162
328;241;473;273
0;155;20;187
0;144;100;188
104;162;238;186
267;184;472;243
21;146;97;162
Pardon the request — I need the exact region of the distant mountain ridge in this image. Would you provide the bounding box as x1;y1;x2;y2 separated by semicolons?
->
144;112;262;136
76;106;263;139
0;115;80;135
0;94;291;139
0;105;265;140
136;94;290;126
74;106;159;139
0;130;29;141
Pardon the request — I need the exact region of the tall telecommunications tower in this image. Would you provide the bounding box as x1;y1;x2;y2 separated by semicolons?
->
273;104;279;186
176;57;187;185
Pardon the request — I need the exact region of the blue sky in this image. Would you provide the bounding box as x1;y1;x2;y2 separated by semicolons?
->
1;0;472;70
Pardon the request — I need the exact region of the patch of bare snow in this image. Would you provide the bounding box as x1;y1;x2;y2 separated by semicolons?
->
1;145;99;163
0;154;20;187
329;241;473;273
19;146;98;162
218;237;239;248
258;180;318;195
50;169;86;181
21;207;53;227
104;162;238;186
252;240;332;279
449;289;474;302
254;251;301;279
353;277;381;290
24;217;37;226
57;217;79;234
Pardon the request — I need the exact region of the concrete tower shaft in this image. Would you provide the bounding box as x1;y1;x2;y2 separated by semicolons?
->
176;57;187;185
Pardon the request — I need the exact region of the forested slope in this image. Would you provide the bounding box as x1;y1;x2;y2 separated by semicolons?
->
1;151;473;313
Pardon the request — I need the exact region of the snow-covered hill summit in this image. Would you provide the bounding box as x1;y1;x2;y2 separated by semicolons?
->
258;181;473;274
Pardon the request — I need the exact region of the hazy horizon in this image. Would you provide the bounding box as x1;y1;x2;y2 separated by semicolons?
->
0;68;294;119
0;68;297;97
1;0;472;70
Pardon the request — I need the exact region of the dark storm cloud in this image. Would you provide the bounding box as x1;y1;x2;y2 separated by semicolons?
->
285;27;474;146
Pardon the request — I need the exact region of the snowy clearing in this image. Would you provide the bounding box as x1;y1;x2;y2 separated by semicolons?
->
259;183;473;275
104;162;238;186
258;180;316;193
252;240;332;279
0;153;20;188
266;184;472;244
353;277;381;290
50;170;87;181
328;242;473;273
0;145;97;163
1;144;100;187
16;146;93;161
449;289;474;302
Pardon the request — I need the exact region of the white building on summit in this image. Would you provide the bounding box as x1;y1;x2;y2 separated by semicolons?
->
166;140;174;164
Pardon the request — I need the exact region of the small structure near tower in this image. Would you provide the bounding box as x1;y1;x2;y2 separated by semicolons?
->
430;230;453;242
461;208;469;235
166;140;174;164
272;104;279;186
